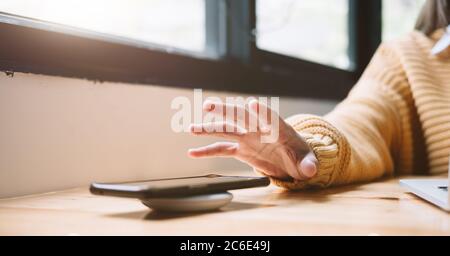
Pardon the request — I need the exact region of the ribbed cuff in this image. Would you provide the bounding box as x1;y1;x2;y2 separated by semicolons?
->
268;114;350;189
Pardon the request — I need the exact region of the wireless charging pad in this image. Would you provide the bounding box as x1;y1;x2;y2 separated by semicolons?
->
140;192;233;212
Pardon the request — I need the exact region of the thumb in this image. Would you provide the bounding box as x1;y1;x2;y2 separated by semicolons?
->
298;151;318;179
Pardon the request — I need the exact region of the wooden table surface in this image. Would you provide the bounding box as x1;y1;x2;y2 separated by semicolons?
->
1;172;449;235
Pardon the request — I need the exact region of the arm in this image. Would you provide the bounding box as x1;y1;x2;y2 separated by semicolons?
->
187;43;422;189
272;43;420;189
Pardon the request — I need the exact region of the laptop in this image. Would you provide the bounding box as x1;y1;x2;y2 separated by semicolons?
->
400;160;449;212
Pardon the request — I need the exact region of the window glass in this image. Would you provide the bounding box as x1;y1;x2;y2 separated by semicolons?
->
256;0;350;69
0;0;205;52
382;0;425;41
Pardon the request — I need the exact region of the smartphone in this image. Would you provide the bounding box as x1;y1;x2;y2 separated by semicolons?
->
90;174;270;199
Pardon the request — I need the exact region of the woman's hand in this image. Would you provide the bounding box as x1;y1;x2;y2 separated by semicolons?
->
188;99;318;181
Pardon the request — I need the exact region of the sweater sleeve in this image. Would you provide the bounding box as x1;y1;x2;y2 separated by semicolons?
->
270;43;422;189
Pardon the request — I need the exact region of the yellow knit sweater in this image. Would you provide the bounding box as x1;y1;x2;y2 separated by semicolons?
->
272;29;450;189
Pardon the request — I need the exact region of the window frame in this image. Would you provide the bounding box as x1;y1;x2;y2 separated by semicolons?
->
0;0;381;100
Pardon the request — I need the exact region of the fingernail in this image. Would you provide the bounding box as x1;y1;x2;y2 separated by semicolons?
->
249;99;258;111
203;101;215;111
189;124;202;133
260;125;270;133
187;148;199;157
236;127;248;135
301;158;317;178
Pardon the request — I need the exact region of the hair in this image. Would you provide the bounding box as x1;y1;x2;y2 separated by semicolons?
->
415;0;450;35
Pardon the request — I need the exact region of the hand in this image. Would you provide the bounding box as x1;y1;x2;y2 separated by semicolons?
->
188;99;318;181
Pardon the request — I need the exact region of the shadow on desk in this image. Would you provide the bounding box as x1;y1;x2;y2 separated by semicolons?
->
106;201;276;221
267;176;404;202
103;175;415;222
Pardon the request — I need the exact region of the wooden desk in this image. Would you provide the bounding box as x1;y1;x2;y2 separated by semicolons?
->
0;172;449;235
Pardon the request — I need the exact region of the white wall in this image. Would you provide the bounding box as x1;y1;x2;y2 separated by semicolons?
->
0;72;337;198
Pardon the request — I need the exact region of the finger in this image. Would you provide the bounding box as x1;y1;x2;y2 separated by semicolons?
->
203;100;247;123
297;151;318;179
248;99;274;132
188;142;238;158
249;162;290;180
189;122;247;138
278;148;305;181
203;101;259;130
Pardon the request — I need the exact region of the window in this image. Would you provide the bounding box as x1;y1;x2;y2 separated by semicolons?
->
0;0;427;100
0;0;205;52
256;0;350;69
382;0;425;41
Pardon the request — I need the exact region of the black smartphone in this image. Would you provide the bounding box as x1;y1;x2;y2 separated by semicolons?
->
90;174;270;199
